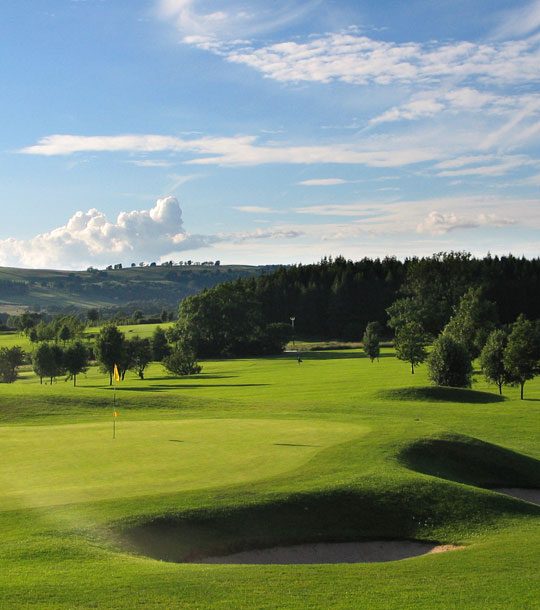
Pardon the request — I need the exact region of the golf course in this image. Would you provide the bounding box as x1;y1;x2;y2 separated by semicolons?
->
0;334;538;609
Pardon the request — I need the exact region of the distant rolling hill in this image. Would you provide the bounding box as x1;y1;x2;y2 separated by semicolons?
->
0;264;278;314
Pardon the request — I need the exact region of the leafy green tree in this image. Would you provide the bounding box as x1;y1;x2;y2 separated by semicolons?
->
151;326;171;361
0;346;25;383
95;324;126;385
164;344;202;376
35;321;55;342
32;343;53;384
160;309;170;322
52;315;86;340
503;315;540;400
58;324;72;345
428;335;472;388
165;325;182;347
31;343;64;384
390;252;474;336
443;287;497;358
175;282;290;357
387;297;427;332
126;337;152;380
16;312;42;335
394;322;428;374
63;341;89;386
363;321;381;362
479;328;509;395
255;322;292;355
87;308;100;325
133;310;144;322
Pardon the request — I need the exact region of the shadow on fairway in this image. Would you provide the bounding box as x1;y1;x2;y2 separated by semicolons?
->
274;443;322;447
113;383;270;392
379;386;505;404
115;482;538;565
147;374;237;382
272;351;393;361
400;433;540;489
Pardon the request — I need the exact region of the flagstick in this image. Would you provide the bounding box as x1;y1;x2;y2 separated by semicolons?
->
113;383;116;440
112;364;120;440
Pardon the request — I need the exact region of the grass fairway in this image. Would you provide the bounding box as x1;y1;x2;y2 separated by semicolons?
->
0;348;539;609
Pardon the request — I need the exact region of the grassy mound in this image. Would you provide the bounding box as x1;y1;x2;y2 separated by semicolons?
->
117;480;537;564
400;434;540;488
380;386;505;403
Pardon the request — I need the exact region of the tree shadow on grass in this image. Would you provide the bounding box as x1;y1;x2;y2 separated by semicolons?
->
146;374;237;382
113;383;270;392
269;351;393;361
379;386;505;404
274;443;322;448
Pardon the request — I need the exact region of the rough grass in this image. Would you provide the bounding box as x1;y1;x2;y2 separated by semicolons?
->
0;347;538;609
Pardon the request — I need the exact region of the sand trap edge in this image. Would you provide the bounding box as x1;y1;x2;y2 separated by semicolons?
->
494;488;540;506
193;541;464;565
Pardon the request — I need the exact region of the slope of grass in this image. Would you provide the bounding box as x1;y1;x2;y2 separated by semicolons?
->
0;264;272;312
0;348;538;609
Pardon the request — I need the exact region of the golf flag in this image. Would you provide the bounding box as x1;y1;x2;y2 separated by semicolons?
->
113;364;120;383
113;411;119;418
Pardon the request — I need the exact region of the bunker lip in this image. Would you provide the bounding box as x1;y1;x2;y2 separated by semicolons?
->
186;541;464;565
494;488;540;506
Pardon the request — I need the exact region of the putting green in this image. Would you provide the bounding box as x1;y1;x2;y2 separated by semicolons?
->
0;418;367;510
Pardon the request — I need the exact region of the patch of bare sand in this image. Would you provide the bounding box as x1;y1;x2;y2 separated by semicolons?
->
196;541;463;565
495;488;540;505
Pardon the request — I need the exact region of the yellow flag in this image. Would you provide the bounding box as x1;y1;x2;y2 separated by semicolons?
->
113;411;119;418
113;364;120;382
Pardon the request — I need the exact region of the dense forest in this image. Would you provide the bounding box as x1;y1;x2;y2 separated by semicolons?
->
179;253;540;342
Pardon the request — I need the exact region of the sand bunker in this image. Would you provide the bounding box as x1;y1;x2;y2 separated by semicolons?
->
495;488;540;505
195;541;462;565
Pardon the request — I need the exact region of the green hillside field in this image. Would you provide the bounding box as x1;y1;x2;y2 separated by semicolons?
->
0;264;273;313
0;347;538;608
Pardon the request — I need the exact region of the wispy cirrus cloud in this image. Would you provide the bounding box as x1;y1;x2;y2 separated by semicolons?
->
434;154;537;177
298;178;350;186
157;0;320;46
233;206;277;213
491;0;540;39
294;194;537;236
127;159;174;167
20;133;442;168
228;227;304;242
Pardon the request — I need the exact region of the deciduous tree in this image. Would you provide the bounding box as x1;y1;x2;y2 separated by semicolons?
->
63;341;89;386
363;321;381;362
503;315;540;400
394;322;428;374
428;335;472;388
95;324;126;385
479;328;508;395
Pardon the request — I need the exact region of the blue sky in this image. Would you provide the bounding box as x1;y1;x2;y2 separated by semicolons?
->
1;0;539;268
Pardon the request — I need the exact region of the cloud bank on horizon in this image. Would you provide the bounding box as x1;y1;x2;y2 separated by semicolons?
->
2;0;540;267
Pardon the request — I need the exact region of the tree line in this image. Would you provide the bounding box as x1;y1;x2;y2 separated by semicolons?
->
0;323;202;385
362;287;540;399
225;252;540;339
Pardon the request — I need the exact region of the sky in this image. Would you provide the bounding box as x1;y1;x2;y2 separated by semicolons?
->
1;0;539;269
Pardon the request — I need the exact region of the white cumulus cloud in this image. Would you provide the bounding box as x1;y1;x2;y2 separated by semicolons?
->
0;197;214;269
